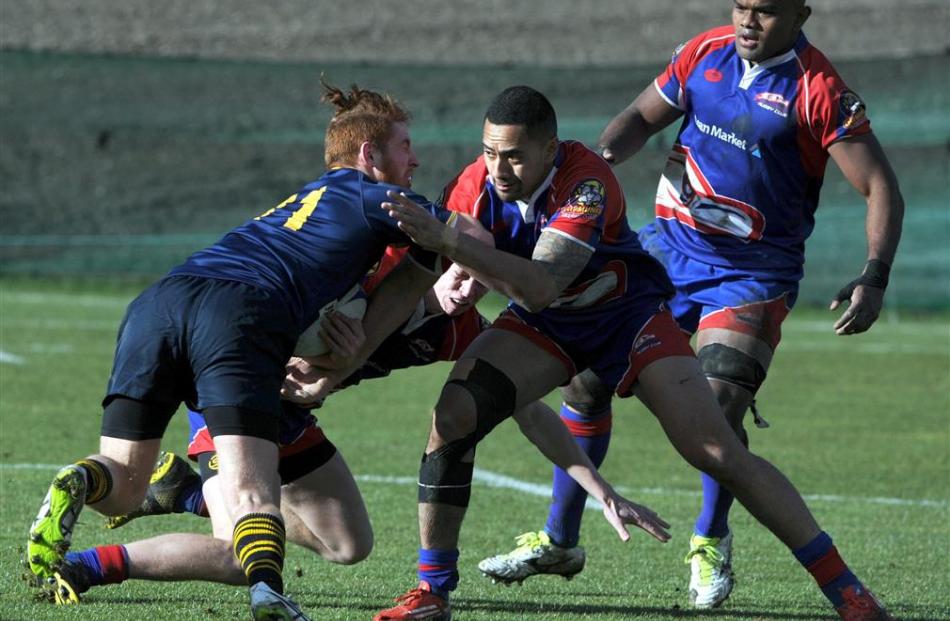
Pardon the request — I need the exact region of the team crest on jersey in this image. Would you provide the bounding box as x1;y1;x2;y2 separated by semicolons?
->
561;179;606;220
754;92;790;117
839;90;867;129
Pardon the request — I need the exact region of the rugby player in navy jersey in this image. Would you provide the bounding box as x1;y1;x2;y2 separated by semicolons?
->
481;3;902;619
32;83;672;615
309;84;893;621
37;255;484;604
26;80;457;621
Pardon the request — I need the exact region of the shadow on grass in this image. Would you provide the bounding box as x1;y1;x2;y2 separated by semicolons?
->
292;593;950;621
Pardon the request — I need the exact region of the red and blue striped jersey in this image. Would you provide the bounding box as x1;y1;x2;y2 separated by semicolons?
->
169;167;442;333
442;141;670;310
653;26;871;275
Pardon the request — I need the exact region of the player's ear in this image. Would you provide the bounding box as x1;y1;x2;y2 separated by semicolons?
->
544;136;558;164
358;141;377;169
796;5;812;29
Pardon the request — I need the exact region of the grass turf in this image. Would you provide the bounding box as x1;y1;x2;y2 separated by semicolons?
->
0;279;947;620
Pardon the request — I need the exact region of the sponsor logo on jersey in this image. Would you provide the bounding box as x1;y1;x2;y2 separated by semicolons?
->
754;92;790;117
704;68;723;82
561;179;606;220
693;116;748;150
839;90;867;129
208;454;219;471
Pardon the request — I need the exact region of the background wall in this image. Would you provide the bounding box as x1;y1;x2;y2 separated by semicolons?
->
3;0;947;65
1;1;948;307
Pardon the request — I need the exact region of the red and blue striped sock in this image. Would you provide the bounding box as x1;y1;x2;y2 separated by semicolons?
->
417;548;458;599
65;545;129;587
544;403;612;548
793;531;861;607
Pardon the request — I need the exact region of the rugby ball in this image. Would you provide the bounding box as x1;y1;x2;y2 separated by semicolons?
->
294;284;367;357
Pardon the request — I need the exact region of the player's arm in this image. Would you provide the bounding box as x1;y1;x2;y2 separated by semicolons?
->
512;400;671;543
384;193;591;312
826;133;904;335
598;83;682;165
283;256;438;404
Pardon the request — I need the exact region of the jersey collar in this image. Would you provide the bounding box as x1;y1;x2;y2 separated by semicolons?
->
737;31;807;90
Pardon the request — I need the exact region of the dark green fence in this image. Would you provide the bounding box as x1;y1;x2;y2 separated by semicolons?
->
1;51;947;308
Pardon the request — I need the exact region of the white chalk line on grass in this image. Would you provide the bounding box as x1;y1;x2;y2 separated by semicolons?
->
0;350;26;365
2;463;945;510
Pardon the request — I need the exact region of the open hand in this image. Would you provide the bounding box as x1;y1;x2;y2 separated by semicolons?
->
601;492;671;543
281;357;339;407
382;190;458;253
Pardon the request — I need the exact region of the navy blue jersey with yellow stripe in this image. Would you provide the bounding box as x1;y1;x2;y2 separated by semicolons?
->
169;168;442;332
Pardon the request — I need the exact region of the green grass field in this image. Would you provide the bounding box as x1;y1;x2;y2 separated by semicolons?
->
1;280;948;621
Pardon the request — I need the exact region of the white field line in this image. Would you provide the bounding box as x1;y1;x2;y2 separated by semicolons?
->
2;291;132;309
0;350;26;365
778;341;948;355
783;320;949;335
1;463;945;510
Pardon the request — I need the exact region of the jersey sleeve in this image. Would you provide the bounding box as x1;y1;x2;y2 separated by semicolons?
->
800;56;872;150
654;27;730;110
362;246;409;295
440;158;488;217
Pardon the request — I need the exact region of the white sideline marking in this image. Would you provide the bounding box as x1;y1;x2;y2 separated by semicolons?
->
0;350;26;365
778;341;948;355
3;291;131;309
784;320;949;335
2;463;945;509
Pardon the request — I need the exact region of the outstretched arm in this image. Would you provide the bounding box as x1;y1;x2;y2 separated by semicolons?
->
597;83;682;165
384;194;592;312
512;400;671;543
826;133;904;335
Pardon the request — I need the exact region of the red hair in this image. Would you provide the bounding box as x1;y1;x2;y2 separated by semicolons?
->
321;78;412;168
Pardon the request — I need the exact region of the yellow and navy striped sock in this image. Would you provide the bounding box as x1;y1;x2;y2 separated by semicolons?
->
75;459;113;504
233;512;286;592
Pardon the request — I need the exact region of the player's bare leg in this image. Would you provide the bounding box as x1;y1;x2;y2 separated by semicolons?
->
211;435;312;620
28;434;160;581
280;451;373;565
686;327;775;607
637;355;818;546
378;330;568;621
477;373;608;585
637;355;890;619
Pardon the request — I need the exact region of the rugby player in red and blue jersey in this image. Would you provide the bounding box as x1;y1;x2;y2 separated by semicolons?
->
347;84;893;621
482;2;902;620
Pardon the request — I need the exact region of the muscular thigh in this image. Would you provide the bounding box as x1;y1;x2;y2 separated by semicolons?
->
452;327;570;409
279;452;371;551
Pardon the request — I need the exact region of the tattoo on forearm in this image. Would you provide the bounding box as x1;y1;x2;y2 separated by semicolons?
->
533;232;594;292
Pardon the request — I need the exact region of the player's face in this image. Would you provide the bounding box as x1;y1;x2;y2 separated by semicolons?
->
374;122;419;188
433;264;488;316
732;0;810;63
482;121;557;202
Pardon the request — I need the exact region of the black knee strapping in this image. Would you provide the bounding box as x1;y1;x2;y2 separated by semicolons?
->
444;359;516;440
418;442;476;507
417;360;516;507
697;343;767;394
